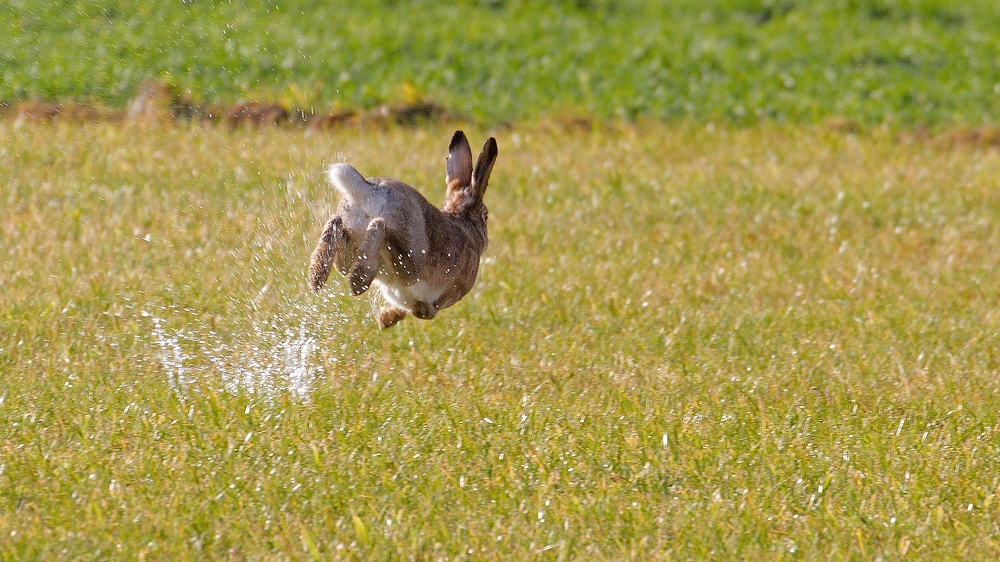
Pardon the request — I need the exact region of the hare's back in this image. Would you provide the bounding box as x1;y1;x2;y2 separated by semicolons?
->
334;176;428;233
364;177;439;227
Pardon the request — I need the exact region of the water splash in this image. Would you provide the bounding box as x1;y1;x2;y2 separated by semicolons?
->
144;293;345;401
144;169;352;401
149;315;191;393
208;317;319;399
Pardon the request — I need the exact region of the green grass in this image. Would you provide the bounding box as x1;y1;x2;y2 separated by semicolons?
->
3;121;1000;558
3;0;1000;124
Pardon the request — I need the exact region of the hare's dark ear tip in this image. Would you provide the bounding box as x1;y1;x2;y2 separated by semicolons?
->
485;137;498;157
449;130;468;151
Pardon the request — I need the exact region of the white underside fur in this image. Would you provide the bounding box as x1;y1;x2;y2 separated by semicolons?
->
375;273;445;311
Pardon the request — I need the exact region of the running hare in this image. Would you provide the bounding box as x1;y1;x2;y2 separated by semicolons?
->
308;131;498;329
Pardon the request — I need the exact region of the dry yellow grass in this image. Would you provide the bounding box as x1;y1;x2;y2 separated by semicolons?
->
3;121;1000;559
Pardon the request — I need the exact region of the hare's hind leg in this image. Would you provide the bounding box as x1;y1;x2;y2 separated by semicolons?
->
349;218;385;295
308;216;349;291
377;306;407;330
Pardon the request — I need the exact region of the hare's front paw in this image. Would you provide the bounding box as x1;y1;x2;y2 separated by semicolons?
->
349;264;376;295
349;218;386;295
325;216;352;276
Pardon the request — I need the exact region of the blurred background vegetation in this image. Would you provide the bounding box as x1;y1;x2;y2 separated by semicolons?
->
3;0;999;124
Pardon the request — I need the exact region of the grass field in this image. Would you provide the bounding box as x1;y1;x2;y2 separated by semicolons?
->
4;0;1000;124
3;121;1000;558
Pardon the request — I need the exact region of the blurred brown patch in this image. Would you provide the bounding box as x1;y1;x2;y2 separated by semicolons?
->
386;102;448;124
941;126;1000;149
538;115;596;134
15;101;122;123
362;102;450;127
224;102;289;128
825;116;860;134
307;110;357;131
127;78;179;122
3;80;454;131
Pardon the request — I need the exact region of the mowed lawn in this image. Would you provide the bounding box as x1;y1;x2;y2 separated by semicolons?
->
3;121;1000;559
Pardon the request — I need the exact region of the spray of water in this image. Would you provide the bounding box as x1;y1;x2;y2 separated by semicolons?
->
146;298;338;400
144;169;355;401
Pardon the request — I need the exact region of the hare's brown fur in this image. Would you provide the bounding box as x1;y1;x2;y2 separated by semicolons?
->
308;131;498;329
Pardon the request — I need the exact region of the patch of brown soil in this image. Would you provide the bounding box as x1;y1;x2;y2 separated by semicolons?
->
940;126;1000;149
11;101;124;123
3;79;453;129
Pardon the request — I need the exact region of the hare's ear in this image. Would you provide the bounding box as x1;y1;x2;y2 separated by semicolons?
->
471;137;498;200
446;131;473;190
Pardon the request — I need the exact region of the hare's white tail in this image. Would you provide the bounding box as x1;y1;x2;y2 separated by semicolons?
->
327;163;375;201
